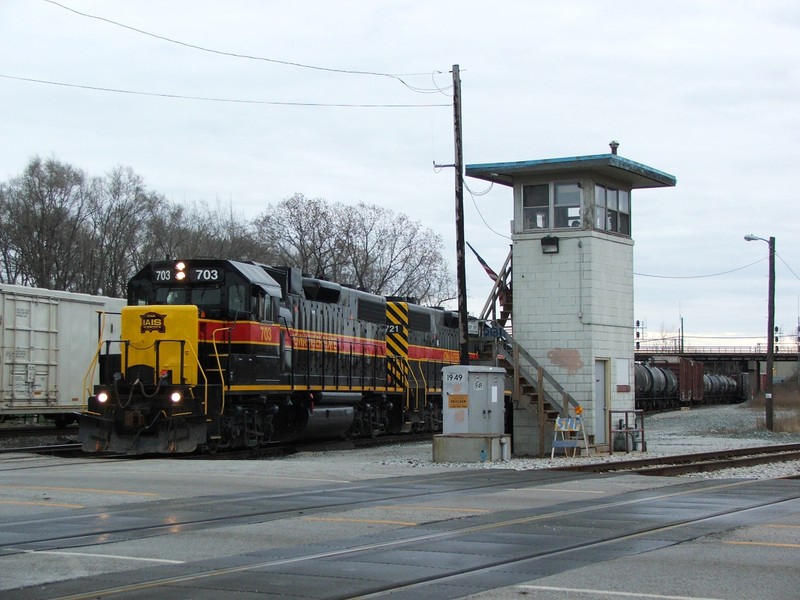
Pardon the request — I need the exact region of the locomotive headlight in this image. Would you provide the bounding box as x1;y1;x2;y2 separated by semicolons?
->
169;391;182;403
96;391;109;403
175;261;187;281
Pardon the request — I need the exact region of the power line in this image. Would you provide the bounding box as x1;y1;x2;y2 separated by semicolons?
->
777;253;800;281
44;0;451;95
0;74;450;108
634;257;766;279
462;176;510;241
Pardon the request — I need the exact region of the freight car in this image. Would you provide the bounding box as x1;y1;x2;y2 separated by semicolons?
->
0;283;125;426
634;358;747;411
78;259;465;454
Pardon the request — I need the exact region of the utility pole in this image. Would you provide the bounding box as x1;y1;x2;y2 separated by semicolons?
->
452;64;469;365
766;236;775;431
744;233;776;431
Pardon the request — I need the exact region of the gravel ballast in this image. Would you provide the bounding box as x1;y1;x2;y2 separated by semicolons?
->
3;404;799;480
286;403;800;480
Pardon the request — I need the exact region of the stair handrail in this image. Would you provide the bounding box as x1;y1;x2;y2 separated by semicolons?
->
478;248;512;325
492;326;581;415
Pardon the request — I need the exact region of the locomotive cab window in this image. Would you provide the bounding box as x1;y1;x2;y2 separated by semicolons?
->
252;290;280;323
228;284;247;318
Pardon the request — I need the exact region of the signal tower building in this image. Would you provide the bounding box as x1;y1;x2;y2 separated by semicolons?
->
466;144;676;453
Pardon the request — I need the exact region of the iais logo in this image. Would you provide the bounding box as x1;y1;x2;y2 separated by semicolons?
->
140;311;167;333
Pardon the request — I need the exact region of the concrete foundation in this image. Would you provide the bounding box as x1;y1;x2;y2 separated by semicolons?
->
432;434;512;463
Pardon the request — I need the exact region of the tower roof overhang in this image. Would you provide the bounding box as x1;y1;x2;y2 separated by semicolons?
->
465;154;676;189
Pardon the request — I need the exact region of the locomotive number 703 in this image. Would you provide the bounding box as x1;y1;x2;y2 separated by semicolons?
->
193;269;219;281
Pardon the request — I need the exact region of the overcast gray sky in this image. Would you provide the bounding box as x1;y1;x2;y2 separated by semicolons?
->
2;0;799;350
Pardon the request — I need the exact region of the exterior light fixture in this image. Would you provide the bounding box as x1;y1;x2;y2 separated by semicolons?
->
541;236;559;254
743;233;776;431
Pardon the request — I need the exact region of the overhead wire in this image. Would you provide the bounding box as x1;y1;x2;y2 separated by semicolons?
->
777;253;800;281
44;0;452;95
462;175;510;240
0;74;449;108
634;257;766;279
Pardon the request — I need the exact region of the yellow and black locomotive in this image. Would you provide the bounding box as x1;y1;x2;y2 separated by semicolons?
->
79;259;461;454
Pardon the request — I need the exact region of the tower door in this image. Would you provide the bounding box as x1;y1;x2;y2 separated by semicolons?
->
594;360;607;445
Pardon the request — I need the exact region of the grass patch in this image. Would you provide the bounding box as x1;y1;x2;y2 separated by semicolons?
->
741;380;800;433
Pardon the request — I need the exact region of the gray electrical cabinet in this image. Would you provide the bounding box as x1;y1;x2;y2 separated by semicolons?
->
442;365;505;434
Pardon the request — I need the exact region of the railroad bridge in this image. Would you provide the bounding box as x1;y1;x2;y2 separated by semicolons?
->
636;348;799;394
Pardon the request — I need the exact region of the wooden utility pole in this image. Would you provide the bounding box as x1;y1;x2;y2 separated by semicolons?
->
452;64;469;365
766;236;775;431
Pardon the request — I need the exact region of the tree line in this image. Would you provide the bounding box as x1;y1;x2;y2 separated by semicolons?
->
0;157;455;305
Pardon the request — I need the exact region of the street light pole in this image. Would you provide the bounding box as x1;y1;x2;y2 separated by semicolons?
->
744;234;775;431
766;235;775;431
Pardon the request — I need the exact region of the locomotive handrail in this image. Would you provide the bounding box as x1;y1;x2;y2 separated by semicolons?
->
82;311;113;407
400;355;423;413
276;314;295;388
185;340;208;414
211;327;232;414
151;339;208;407
154;338;209;414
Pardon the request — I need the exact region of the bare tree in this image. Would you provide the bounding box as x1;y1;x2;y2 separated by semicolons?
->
134;199;264;265
254;195;455;305
76;166;166;296
0;160;454;306
253;193;346;279
0;183;23;284
339;202;454;303
0;157;95;290
185;199;263;261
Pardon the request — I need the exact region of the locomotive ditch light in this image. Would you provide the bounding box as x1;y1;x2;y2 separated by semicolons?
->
169;390;182;403
96;391;109;403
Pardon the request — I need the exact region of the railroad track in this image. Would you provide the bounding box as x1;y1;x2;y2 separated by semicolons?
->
0;443;82;456
3;435;799;478
2;463;797;598
0;425;75;439
558;443;800;476
0;432;434;459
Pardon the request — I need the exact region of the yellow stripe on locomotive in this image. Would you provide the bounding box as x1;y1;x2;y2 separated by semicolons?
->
385;301;409;389
121;305;199;386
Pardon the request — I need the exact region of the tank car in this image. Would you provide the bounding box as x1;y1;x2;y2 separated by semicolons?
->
78;259;462;454
635;358;746;411
634;362;678;410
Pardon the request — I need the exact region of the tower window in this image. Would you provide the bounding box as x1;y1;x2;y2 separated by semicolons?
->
521;182;582;231
594;184;630;236
522;184;549;229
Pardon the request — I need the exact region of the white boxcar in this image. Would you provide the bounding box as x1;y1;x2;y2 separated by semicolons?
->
0;284;126;425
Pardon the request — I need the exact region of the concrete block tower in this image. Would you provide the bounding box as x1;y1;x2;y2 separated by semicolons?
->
466;145;675;452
